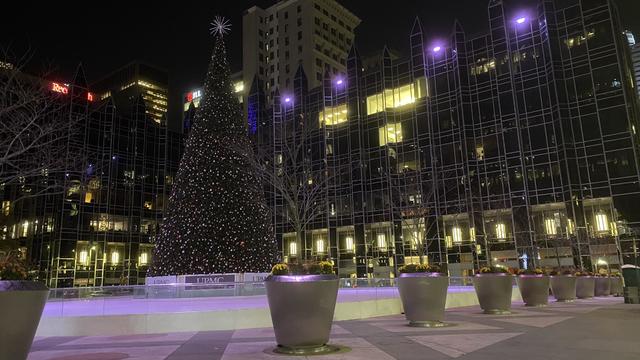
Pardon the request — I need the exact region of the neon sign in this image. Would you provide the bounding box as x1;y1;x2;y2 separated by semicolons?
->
87;92;94;101
186;89;202;102
51;82;69;94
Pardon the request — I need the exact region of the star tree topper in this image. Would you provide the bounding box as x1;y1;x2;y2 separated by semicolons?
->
210;16;231;37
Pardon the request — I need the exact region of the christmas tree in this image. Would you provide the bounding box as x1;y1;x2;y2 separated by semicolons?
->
149;18;277;276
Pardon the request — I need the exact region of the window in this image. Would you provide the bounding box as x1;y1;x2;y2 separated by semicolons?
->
366;78;427;115
111;251;120;264
139;252;148;265
544;218;557;236
476;145;485;160
78;250;89;266
495;223;506;240
345;236;354;252
376;234;387;251
289;241;298;256
284;11;288;19
315;17;320;25
595;213;609;233
298;31;302;40
21;221;29;237
316;239;326;254
452;227;462;244
379;123;403;146
567;219;575;235
1;201;10;216
318;103;348;126
297;5;301;13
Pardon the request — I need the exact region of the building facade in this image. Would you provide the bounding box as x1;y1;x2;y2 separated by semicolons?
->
248;0;640;278
93;61;169;126
0;67;181;288
242;0;360;106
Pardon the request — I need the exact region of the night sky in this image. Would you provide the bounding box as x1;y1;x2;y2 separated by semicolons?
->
1;0;638;129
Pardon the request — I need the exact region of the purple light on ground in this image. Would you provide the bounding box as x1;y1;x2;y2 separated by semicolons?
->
516;17;526;24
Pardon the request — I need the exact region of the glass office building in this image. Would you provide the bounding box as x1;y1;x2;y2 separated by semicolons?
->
248;0;640;278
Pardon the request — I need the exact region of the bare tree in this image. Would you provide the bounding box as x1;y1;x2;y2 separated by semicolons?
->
237;115;335;260
0;49;83;205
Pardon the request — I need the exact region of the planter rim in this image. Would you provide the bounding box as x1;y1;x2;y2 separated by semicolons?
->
517;274;549;278
550;274;575;277
576;276;595;278
399;272;447;278
265;274;337;282
0;280;48;292
475;273;513;277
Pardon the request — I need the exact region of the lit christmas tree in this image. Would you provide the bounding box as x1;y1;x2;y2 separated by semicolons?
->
149;17;277;276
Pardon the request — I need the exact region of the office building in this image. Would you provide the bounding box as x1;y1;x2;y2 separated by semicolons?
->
93;61;169;125
248;0;640;278
0;65;181;287
242;0;360;105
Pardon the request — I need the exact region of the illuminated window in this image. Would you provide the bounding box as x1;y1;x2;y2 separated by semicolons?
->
111;251;120;264
234;81;244;93
595;213;609;233
144;201;153;210
495;223;506;240
319;103;348;127
610;222;618;236
21;221;29;237
345;236;354;252
1;201;10;216
470;58;496;75
445;235;453;248
452;227;462;244
410;231;422;250
476;244;482;255
564;30;595;49
139;252;148;265
544;218;557;236
289;241;298;256
84;192;93;203
379;123;403;146
79;250;89;266
366;78;427;115
316;239;326;254
470;227;476;240
476;145;484;160
567;219;575;235
376;234;387;251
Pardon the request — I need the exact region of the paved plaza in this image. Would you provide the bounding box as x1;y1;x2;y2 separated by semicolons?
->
28;296;640;360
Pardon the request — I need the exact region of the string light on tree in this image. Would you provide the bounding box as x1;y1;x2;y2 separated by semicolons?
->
149;17;277;276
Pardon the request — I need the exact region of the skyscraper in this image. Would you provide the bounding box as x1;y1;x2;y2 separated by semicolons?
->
242;0;360;105
248;0;640;278
93;61;169;125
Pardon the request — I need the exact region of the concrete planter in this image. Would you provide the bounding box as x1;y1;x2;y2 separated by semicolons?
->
473;273;513;314
397;273;449;327
594;277;611;297
550;275;577;302
610;277;624;296
516;275;550;307
265;274;339;355
0;281;49;360
576;276;596;298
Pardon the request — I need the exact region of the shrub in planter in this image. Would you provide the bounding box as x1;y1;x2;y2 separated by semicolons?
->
610;273;624;296
473;266;514;314
516;268;550;307
265;261;339;355
549;269;577;302
594;273;611;297
0;252;49;360
575;270;596;299
397;263;449;327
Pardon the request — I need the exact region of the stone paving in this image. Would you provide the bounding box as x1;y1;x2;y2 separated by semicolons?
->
28;296;640;360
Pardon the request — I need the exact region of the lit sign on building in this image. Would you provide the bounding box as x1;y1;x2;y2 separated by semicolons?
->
50;82;94;101
51;82;69;94
186;89;202;102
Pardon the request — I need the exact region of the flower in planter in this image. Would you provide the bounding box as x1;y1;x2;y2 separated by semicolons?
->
478;265;513;274
574;270;594;277
549;268;575;276
399;263;442;274
0;252;31;281
270;261;334;276
517;268;546;276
